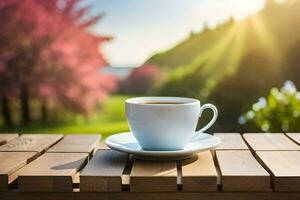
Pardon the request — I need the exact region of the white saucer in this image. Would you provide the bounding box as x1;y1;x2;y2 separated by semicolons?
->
105;132;221;160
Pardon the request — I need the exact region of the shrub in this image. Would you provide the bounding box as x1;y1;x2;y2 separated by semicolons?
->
240;81;300;132
118;64;164;95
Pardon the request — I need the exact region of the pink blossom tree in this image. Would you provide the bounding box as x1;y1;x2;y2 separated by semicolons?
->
0;0;116;125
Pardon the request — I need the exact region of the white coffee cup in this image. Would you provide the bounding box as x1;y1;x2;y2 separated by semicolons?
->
125;97;218;151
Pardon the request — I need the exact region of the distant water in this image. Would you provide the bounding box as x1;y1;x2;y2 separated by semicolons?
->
101;66;135;79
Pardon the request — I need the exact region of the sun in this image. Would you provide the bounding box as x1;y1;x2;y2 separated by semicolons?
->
229;0;265;20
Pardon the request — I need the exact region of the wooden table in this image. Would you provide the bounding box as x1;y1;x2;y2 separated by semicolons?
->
1;132;300;200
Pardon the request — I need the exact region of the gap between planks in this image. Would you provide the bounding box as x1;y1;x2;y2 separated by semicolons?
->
285;133;300;145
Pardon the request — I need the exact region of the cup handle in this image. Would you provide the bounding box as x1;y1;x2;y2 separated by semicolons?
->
190;104;218;141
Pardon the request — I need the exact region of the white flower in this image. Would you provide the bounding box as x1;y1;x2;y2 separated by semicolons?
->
246;111;255;119
253;97;267;111
282;80;297;94
238;116;246;124
275;92;284;101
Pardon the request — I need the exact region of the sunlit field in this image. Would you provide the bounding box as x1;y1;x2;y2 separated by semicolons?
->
0;95;132;138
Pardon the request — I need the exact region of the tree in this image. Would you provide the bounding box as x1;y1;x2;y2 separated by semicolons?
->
119;65;164;95
0;0;116;125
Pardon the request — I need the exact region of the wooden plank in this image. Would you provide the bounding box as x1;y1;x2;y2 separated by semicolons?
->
0;134;63;153
243;133;300;151
80;150;128;192
181;151;217;191
214;133;248;150
216;150;270;191
0;134;18;146
47;134;100;153
286;133;300;145
256;151;300;191
97;142;110;150
17;152;88;192
130;160;177;192
3;191;300;200
0;152;36;191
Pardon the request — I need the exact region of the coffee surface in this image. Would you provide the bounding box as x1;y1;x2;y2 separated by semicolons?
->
140;102;186;104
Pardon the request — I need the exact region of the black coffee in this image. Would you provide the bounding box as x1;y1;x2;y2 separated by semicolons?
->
140;102;186;104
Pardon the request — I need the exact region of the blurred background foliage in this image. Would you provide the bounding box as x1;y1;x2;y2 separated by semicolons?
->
241;81;300;132
143;0;300;132
1;0;300;136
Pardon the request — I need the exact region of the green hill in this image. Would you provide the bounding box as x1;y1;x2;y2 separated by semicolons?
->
146;0;300;69
146;21;233;68
146;0;300;132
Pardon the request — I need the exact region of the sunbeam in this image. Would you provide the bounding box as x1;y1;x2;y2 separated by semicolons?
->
250;15;282;61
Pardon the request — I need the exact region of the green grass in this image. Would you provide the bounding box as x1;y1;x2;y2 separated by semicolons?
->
0;95;135;138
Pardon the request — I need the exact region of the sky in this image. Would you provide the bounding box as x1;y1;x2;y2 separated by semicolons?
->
82;0;265;67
